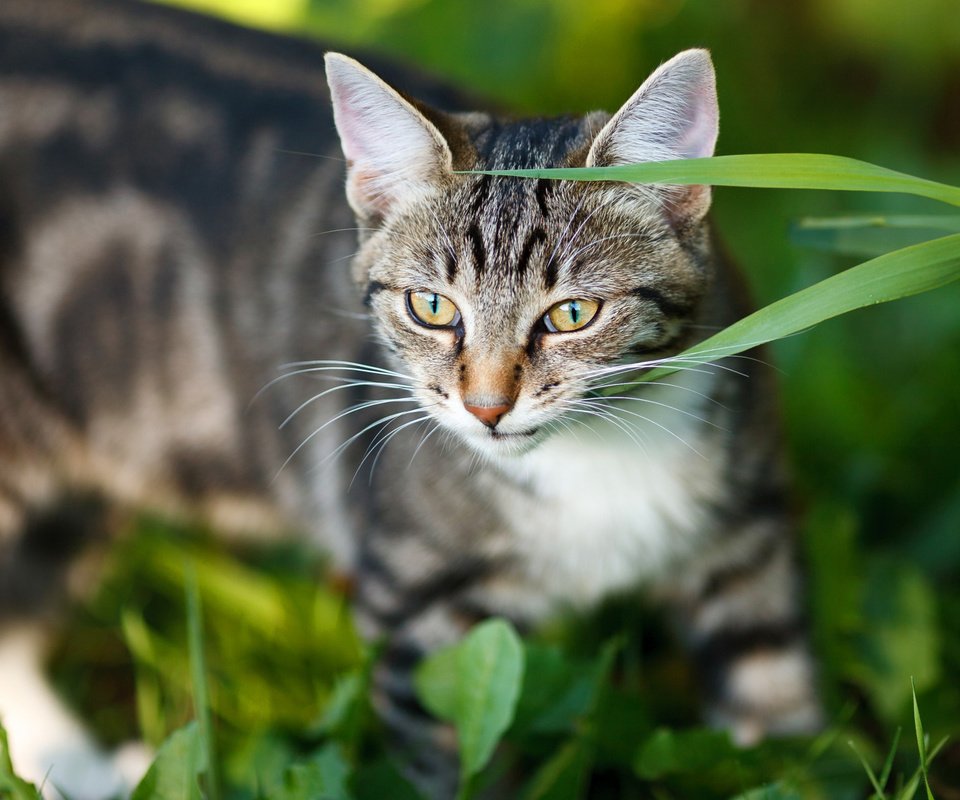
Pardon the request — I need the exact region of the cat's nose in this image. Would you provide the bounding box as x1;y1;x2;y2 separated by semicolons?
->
463;401;513;428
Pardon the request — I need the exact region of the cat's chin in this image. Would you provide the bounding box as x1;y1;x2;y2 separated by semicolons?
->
463;427;544;459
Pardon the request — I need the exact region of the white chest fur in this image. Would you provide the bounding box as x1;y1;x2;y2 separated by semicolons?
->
497;391;724;609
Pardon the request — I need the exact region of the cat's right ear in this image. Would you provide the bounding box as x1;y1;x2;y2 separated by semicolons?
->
325;53;453;221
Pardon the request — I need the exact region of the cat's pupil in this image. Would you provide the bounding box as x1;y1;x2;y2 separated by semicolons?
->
429;294;439;315
568;302;580;324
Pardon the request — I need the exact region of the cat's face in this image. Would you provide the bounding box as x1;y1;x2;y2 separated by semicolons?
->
326;50;719;459
361;180;707;458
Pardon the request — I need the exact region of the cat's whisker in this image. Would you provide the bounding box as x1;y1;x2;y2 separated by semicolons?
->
583;393;724;431
571;398;706;458
305;225;377;239
274;147;347;163
278;359;414;380
252;363;414;406
407;421;442;468
558;399;649;451
274;399;423;480
309;405;435;475
565;406;649;453
279;381;418;429
353;413;435;487
587;377;727;408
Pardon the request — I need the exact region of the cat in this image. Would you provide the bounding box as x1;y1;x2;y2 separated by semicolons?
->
0;0;822;797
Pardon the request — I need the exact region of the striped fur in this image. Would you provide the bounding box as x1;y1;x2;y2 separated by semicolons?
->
0;2;820;797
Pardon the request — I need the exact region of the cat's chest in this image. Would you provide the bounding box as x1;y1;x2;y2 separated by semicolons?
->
496;413;724;607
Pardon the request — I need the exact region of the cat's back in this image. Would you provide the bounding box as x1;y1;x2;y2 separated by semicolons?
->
0;0;370;533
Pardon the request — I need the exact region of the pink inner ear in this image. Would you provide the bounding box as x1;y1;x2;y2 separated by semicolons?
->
676;85;719;160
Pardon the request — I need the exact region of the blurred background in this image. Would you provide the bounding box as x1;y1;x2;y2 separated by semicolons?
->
51;0;960;795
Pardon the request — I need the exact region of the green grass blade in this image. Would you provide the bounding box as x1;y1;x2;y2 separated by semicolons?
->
186;563;221;800
796;215;960;232
469;154;960;207
879;727;903;794
792;216;960;257
911;680;935;800
849;739;886;799
597;233;960;391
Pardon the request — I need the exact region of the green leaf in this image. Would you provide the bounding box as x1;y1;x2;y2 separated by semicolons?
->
511;645;594;737
0;724;40;800
131;722;207;800
469;154;960;207
792;215;960;257
854;562;939;721
848;739;886;799
273;744;353;800
186;563;221;800
601;232;960;390
521;739;592;800
912;683;934;800
415;619;525;789
634;727;737;780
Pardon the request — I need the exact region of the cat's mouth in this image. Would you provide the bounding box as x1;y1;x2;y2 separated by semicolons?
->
489;427;539;440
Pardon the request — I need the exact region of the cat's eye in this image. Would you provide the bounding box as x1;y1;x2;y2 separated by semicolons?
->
543;299;600;333
407;290;461;328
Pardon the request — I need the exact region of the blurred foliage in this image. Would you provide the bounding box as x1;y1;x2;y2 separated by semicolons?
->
38;0;960;797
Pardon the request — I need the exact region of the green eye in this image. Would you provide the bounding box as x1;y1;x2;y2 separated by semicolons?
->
407;291;460;328
544;299;600;333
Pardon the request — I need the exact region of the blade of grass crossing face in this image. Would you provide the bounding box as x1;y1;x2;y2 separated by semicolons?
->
186;562;221;800
469;154;960;207
597;233;960;391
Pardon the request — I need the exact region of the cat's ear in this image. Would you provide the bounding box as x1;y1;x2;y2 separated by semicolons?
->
325;53;452;220
586;49;719;226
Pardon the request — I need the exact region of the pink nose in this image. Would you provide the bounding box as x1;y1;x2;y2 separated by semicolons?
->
464;402;513;428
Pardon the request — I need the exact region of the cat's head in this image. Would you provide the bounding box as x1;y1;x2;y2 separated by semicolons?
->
325;50;719;459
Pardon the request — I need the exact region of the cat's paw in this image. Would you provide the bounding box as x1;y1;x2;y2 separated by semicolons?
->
34;737;150;800
709;646;825;746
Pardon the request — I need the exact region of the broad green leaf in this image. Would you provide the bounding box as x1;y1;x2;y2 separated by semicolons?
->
634;727;737;779
131;722;206;800
600;232;960;390
0;724;40;800
273;744;353;800
511;644;594;736
470;154;960;207
853;562;939;721
415;619;525;787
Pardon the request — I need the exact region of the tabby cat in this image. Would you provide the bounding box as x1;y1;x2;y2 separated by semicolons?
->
0;1;821;797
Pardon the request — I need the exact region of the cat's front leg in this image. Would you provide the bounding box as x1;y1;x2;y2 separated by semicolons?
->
353;531;488;799
661;516;824;745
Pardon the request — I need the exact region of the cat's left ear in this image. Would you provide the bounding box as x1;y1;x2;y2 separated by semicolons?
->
586;49;719;227
325;53;453;220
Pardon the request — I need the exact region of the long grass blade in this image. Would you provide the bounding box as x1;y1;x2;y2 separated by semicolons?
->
596;232;960;391
186;563;221;800
468;154;960;207
792;215;960;257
